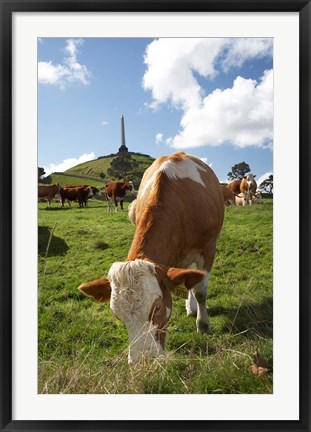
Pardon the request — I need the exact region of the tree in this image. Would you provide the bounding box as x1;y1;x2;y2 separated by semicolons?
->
107;154;138;180
259;174;273;194
38;167;46;181
227;162;251;181
99;172;106;180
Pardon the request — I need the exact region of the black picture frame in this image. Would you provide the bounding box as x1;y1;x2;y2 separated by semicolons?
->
1;1;310;431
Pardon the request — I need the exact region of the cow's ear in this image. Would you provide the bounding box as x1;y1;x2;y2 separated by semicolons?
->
167;268;206;290
78;278;111;302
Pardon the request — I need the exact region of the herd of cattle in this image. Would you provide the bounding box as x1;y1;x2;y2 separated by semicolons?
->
38;181;134;210
38;174;262;211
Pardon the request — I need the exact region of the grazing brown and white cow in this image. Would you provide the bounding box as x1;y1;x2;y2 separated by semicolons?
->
105;181;134;212
235;192;248;206
83;187;101;207
79;152;224;363
38;183;61;207
60;186;93;208
63;185;101;206
252;191;263;204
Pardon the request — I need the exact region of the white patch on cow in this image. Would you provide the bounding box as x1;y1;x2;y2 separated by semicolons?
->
166;307;171;318
128;180;135;191
86;186;94;197
186;268;210;322
141;170;158;197
108;259;163;363
160;158;206;187
141;157;206;197
186;290;197;316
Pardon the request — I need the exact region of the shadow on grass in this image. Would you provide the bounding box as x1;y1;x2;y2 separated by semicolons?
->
93;240;110;250
38;226;69;256
210;297;273;339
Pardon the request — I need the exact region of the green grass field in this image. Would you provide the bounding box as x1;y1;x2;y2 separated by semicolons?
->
38;198;273;394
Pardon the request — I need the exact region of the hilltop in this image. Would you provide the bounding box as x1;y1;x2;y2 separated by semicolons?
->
43;152;155;187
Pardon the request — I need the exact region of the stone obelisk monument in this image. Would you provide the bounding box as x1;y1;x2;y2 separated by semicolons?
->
118;115;128;154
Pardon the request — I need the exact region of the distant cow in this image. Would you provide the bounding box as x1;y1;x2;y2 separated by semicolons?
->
79;152;224;363
240;177;250;195
63;185;101;206
252;192;263;204
235;192;248;206
105;181;134;212
60;186;94;208
221;185;236;207
38;183;60;207
227;179;242;195
245;174;257;204
82;186;101;207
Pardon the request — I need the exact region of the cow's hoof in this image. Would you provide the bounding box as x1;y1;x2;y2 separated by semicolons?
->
196;320;211;334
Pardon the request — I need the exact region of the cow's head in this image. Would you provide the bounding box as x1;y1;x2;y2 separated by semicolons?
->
245;173;256;184
92;187;102;197
86;186;94;197
127;181;134;192
78;259;205;363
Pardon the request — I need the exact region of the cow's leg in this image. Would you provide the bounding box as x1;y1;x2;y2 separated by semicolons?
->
186;290;197;317
106;197;112;212
192;269;211;334
114;196;118;212
120;198;124;211
187;244;216;334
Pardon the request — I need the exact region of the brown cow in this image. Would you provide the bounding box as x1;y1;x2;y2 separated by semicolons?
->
244;174;257;204
38;183;60;207
62;185;101;207
60;186;93;208
79;152;224;363
227;179;242;195
105;181;134;212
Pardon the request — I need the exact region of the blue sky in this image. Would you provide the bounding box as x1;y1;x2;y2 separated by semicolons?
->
38;37;273;184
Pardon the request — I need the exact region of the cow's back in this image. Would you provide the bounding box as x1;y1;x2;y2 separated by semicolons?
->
38;183;59;198
227;179;241;194
135;152;224;238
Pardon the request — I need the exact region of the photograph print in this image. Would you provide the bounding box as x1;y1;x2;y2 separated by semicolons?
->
38;37;273;394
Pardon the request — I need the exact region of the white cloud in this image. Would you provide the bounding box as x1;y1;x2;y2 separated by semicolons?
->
155;133;163;144
101;120;109;126
199;158;212;168
170;69;273;149
257;171;273;186
38;39;91;89
43;152;96;176
143;38;273;149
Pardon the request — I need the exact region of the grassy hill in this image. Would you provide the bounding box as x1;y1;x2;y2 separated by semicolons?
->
42;152;154;187
46;173;103;188
66;153;154;183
